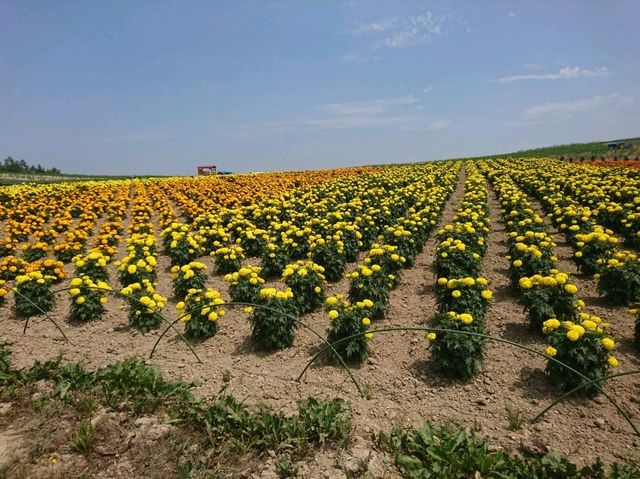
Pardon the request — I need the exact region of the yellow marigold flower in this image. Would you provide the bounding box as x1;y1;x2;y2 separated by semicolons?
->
127;264;137;274
208;312;218;321
607;356;618;368
437;277;448;286
326;296;338;305
328;310;339;320
564;283;578;295
426;332;436;341
601;337;615;350
362;317;371;327
176;301;185;310
364;332;374;340
459;313;473;324
519;277;532;289
243;306;254;314
545;346;557;357
100;297;107;304
362;299;374;308
513;259;522;267
76;296;86;305
481;290;493;300
463;277;475;287
451;290;461;298
566;330;581;341
314;286;321;293
70;278;83;287
69;288;81;296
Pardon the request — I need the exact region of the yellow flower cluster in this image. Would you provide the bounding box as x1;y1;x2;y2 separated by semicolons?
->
224;266;264;285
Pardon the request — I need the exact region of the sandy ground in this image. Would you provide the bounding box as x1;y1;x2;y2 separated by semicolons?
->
1;167;640;476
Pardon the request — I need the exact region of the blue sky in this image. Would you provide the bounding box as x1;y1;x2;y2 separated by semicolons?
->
1;1;639;175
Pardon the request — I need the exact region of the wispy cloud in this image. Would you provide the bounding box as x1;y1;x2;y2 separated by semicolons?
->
497;66;609;83
522;93;634;122
427;119;451;131
218;95;420;136
352;11;452;49
318;95;418;116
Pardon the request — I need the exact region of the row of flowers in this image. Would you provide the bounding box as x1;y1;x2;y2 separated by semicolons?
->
480;159;620;396
429;164;493;380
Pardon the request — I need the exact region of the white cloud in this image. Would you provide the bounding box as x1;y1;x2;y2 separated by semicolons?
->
352;11;451;49
427;119;451;131
522;93;634;122
508;12;516;17
497;66;609;83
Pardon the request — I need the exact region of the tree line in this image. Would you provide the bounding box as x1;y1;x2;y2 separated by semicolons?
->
1;156;61;175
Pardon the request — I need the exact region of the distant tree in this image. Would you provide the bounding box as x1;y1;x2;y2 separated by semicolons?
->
0;156;64;175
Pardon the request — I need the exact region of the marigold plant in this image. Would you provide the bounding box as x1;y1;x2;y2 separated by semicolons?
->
177;288;225;339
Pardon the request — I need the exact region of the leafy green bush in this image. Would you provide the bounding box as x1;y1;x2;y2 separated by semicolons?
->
250;288;299;351
543;315;618;396
120;280;167;333
325;296;373;364
596;251;640;305
309;237;346;282
282;260;326;315
171;261;207;299
347;264;390;320
225;265;265;303
212;245;244;274
68;276;111;322
14;271;56;317
177;288;225;339
430;311;485;380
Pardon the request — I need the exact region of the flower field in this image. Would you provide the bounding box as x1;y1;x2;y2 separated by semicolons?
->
1;158;640;475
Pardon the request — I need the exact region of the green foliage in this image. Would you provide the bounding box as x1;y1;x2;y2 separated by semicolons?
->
366;243;405;288
430;312;485;381
196;395;351;454
347;264;390;320
250;289;299;351
165;230;202;266
544;319;614;397
68;277;110;322
213;245;244;274
309;239;346;282
518;275;579;332
276;453;298;478
379;422;640;479
596;253;640;305
325;297;372;364
117;256;157;286
434;240;482;278
121;280;166;333
225;266;265;303
73;252;110;281
260;243;290;278
505;403;526;430
435;277;491;321
282;261;326;315
96;357;193;413
171;261;208;299
71;420;94;454
180;288;224;340
14;273;56;317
